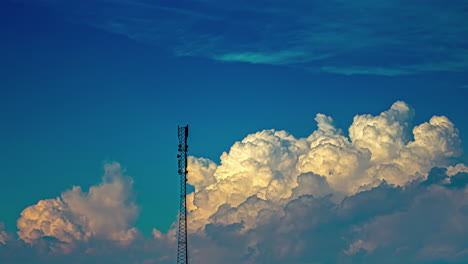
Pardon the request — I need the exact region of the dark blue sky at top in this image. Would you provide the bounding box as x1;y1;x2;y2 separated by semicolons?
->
1;0;467;235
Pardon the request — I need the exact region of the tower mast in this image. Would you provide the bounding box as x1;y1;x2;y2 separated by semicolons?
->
177;125;189;264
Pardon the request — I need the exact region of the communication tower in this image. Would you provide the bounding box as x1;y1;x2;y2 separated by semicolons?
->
176;125;189;264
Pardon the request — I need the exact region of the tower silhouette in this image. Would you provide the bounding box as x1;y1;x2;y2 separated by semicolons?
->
176;125;189;264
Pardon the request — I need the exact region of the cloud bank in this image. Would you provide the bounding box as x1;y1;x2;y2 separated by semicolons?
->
189;168;468;264
1;101;467;263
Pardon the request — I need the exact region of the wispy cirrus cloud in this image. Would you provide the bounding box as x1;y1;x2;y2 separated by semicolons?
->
321;66;415;77
22;0;468;75
213;50;316;65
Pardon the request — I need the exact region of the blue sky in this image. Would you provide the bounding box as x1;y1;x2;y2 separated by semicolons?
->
1;0;468;263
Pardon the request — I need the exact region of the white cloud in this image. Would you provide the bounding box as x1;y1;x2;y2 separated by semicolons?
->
2;101;467;264
186;101;463;233
187;129;311;231
188;168;468;264
17;162;140;246
187;157;217;190
447;163;468;176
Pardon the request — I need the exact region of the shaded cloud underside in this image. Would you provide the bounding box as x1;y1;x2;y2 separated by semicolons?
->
2;169;468;264
1;101;468;263
24;0;468;75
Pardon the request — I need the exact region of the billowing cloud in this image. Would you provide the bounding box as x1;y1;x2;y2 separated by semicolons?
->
16;162;140;246
181;168;468;264
179;101;467;264
1;101;467;264
186;101;463;232
341;170;468;263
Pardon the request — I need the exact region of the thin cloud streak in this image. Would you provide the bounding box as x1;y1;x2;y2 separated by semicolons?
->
26;0;468;75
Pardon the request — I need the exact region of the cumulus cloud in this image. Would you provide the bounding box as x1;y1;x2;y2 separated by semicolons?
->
16;162;140;246
187;157;217;190
186;101;463;233
184;168;468;264
342;170;468;263
2;101;467;264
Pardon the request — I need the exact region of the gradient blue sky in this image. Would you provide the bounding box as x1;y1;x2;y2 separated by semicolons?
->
1;0;468;239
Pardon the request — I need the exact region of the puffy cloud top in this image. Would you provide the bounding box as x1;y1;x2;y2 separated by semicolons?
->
187;101;462;231
349;100;414;162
